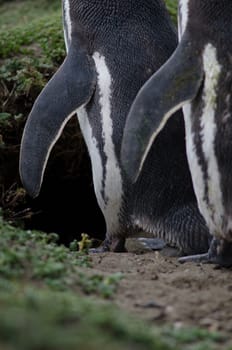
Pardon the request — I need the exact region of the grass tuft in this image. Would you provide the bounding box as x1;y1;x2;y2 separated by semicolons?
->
0;212;122;297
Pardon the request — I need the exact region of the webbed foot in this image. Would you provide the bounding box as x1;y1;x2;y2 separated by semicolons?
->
179;238;232;267
178;253;209;264
137;238;166;250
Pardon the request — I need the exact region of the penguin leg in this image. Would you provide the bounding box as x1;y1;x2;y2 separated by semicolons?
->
90;236;127;253
179;238;232;267
159;204;211;256
20;42;96;197
121;33;203;182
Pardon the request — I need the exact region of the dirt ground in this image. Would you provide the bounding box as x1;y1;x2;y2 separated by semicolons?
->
91;243;232;343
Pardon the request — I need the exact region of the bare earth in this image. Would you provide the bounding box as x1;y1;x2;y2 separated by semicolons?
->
91;245;232;343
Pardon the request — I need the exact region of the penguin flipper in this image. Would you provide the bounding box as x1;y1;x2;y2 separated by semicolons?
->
121;36;203;182
19;43;96;197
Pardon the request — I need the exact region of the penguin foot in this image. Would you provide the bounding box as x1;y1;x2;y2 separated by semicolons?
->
179;238;232;267
89;244;110;253
90;236;127;253
137;238;166;250
178;253;209;264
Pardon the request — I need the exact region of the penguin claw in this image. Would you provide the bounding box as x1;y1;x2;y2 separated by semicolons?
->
179;238;232;267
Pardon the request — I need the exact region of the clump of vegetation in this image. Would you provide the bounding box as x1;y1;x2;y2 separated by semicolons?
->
0;0;61;29
0;211;122;297
0;219;224;350
0;213;226;350
0;0;65;168
165;0;178;24
0;12;65;118
0;286;164;350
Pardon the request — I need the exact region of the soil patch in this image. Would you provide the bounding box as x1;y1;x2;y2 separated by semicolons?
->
91;250;232;343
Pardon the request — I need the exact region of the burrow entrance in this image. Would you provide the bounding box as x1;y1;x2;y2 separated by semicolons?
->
0;116;106;245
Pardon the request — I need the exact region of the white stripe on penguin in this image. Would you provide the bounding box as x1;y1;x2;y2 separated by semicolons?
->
184;103;207;221
63;0;72;50
77;107;105;212
200;43;224;234
178;0;189;38
93;52;123;234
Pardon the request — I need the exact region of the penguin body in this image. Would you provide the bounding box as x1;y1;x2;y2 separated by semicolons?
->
20;0;210;254
121;0;232;264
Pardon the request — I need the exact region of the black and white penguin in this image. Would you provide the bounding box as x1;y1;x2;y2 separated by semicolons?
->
20;0;210;254
121;0;232;265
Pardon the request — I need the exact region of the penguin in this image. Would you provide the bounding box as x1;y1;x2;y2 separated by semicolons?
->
19;0;210;254
121;0;232;265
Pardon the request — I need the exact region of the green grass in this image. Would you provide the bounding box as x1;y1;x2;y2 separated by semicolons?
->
0;285;171;350
0;212;226;350
165;0;178;24
0;0;60;29
0;287;225;350
0;12;65;117
0;1;65;123
0;12;64;59
0;7;65;147
0;212;122;297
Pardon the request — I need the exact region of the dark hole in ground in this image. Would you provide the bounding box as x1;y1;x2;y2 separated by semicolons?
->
0;116;106;245
25;158;106;246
